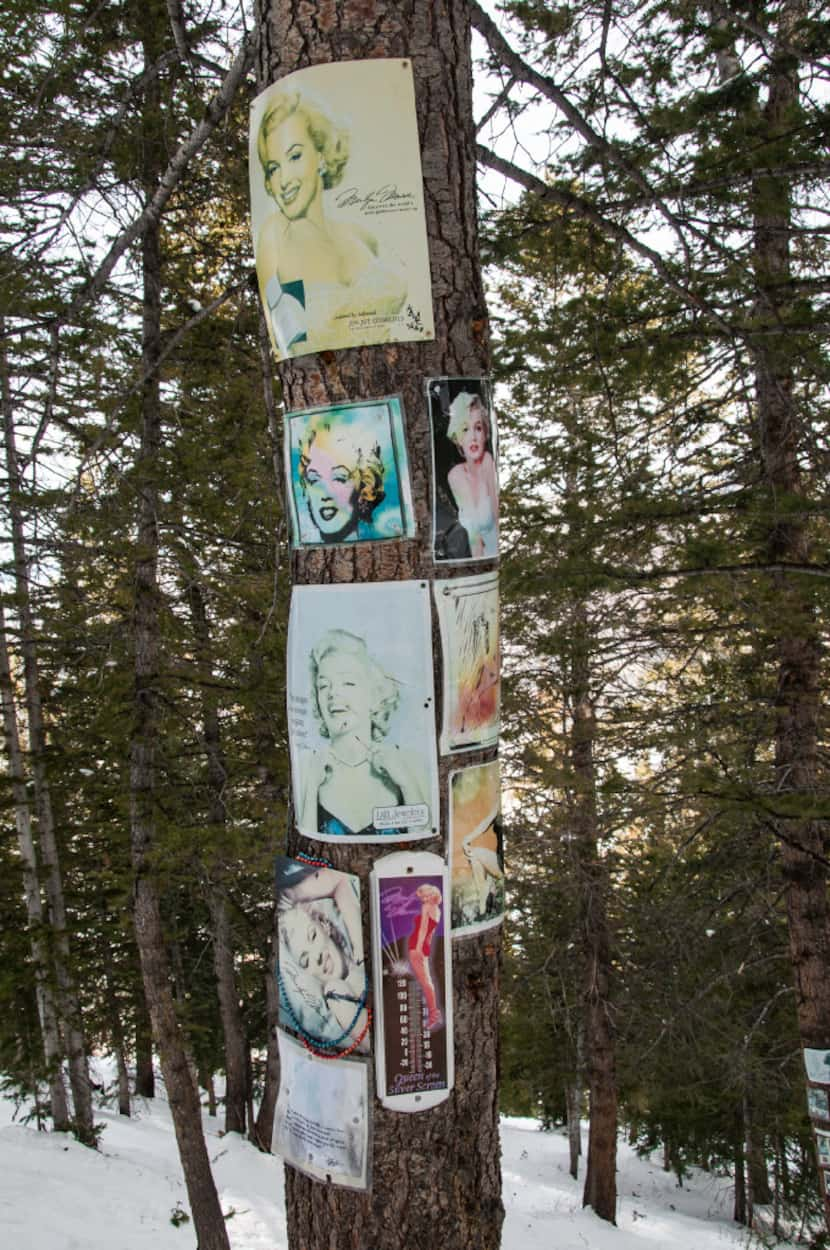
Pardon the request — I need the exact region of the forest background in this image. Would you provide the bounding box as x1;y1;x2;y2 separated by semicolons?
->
0;0;828;1246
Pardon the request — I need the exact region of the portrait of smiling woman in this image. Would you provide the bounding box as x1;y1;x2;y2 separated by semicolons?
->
288;581;438;843
254;86;406;356
249;60;435;358
299;630;428;838
286;398;415;547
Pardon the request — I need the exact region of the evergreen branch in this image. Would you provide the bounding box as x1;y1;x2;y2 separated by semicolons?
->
470;0;713;266
59;32;255;329
476;142;735;337
594;559;830;583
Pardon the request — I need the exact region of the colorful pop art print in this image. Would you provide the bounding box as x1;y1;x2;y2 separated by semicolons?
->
817;1129;830;1169
805;1048;830;1084
427;377;498;564
809;1086;830;1121
275;856;370;1055
434;572;500;754
273;1030;369;1189
250;59;434;362
287;581;439;842
371;853;453;1109
285;396;415;548
450;760;504;936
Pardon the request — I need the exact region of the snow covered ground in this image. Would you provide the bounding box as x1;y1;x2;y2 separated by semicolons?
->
0;1069;783;1250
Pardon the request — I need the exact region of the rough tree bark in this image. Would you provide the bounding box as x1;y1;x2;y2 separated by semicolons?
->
750;5;830;1230
255;2;503;1247
127;10;230;1246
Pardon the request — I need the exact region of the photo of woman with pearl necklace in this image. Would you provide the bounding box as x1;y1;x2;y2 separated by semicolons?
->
287;581;439;843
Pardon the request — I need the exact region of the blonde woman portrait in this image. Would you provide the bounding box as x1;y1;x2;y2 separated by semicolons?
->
428;378;498;562
255;88;406;356
286;399;414;547
299;629;428;838
276;856;369;1054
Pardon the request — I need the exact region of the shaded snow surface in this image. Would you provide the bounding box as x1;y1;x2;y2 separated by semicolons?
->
0;1072;785;1250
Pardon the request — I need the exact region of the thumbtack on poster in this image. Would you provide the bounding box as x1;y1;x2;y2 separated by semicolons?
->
370;850;453;1112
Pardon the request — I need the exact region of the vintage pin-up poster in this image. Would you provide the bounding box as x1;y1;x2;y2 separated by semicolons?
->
805;1048;830;1084
371;853;453;1110
450;761;504;936
809;1087;830;1120
288;581;439;842
285;396;415;548
428;377;498;563
273;1030;369;1189
250;59;434;361
276;856;370;1055
434;572;500;754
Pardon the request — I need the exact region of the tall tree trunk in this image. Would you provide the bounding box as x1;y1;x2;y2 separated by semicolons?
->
0;600;69;1130
750;6;830;1231
134;989;156;1099
570;607;617;1224
183;575;250;1136
733;1134;747;1225
565;1016;585;1180
0;333;94;1145
127;16;230;1244
253;918;281;1150
566;597;616;1220
98;916;131;1118
256;2;503;1248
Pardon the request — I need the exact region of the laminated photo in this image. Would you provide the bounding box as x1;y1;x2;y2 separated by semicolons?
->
285;396;415;548
805;1048;830;1085
817;1129;830;1169
273;1030;369;1189
276;856;369;1055
434;572;500;753
428;377;498;563
288;581;439;841
250;59;434;360
374;865;452;1104
808;1086;830;1120
450;761;504;935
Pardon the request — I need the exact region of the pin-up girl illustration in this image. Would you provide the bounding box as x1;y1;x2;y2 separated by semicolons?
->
408;883;443;1031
